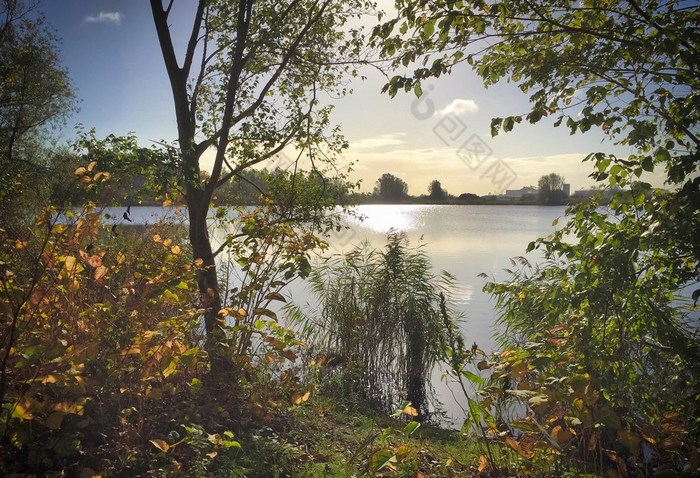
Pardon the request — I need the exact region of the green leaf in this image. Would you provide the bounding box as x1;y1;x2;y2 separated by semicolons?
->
370;449;396;472
503;116;515;132
461;369;485;385
422;20;435;40
490;117;503;137
403;421;421;437
655;148;671;164
413;82;423;97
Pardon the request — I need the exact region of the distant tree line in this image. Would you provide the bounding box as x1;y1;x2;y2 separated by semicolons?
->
365;172;574;205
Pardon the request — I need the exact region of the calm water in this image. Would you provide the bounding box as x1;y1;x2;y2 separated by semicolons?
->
103;204;567;424
324;205;566;348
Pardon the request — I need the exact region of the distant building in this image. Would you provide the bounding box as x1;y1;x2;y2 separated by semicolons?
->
563;183;570;197
503;186;538;199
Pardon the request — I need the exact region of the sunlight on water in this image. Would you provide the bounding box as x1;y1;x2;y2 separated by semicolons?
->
450;284;474;305
347;204;432;233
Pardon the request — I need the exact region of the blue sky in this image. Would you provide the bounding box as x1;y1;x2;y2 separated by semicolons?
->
40;0;641;195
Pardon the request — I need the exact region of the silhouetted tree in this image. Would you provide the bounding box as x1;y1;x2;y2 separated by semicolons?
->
538;173;565;205
428;179;447;200
458;192;479;202
374;173;408;202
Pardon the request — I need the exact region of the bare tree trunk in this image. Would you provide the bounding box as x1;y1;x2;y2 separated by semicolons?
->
188;201;221;335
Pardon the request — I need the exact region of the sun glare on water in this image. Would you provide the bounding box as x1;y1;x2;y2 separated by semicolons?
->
348;205;428;234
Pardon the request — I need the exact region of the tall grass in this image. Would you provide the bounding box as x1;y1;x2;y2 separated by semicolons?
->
288;232;458;419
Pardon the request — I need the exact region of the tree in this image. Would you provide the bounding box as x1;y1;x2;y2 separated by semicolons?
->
537;172;565;205
373;172;408;202
428;179;446;200
148;0;372;342
0;0;75;221
374;1;700;472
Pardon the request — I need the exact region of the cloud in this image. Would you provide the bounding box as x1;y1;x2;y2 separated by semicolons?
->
83;12;123;25
348;133;406;151
436;99;479;117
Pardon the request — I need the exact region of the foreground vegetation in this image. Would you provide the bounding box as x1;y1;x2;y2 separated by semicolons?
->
2;0;698;476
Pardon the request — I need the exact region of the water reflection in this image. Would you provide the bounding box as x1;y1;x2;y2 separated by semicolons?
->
347;204;428;233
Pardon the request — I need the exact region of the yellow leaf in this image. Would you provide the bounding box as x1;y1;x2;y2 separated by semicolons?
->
194;258;204;267
63;256;79;274
150;439;170;453
53;401;84;415
74;166;87;176
94;171;110;182
395;444;410;461
163;238;172;247
153;234;162;243
12;403;33;420
551;425;575;445
87;161;97;172
477;454;489;473
403;404;419;417
94;265;108;282
41;375;58;384
171;245;181;255
640;431;656;445
162;199;173;207
161;360;177;378
292;390;311;405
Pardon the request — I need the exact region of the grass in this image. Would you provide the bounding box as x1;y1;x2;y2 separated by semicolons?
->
214;395;480;477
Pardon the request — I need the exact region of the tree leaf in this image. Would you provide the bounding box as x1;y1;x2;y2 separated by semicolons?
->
370;449;396;473
265;292;286;302
45;411;65;430
403;421;421;437
254;307;278;320
292;390;311;405
94;265;108;282
149;439;170;453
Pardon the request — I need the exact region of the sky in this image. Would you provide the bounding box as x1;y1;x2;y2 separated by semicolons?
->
39;0;643;196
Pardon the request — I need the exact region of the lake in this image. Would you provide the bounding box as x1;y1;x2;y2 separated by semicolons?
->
107;204;568;425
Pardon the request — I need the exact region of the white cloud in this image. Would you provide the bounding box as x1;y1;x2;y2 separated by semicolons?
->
436;99;479;117
348;133;406;151
83;12;123;25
